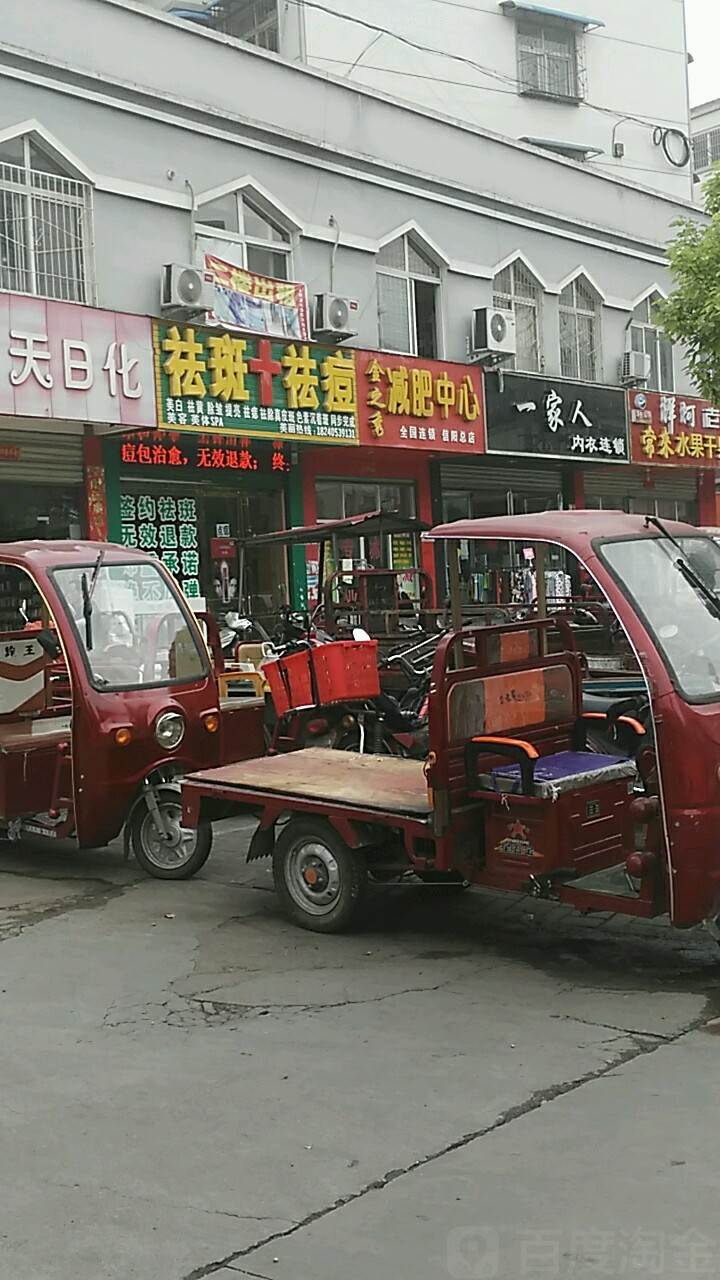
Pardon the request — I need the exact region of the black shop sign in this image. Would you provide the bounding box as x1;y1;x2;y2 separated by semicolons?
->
485;372;629;463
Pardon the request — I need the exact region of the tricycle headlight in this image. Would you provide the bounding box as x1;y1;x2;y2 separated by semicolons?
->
155;710;185;750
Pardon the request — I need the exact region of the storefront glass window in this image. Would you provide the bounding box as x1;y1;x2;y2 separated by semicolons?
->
0;485;81;542
315;479;417;572
119;436;291;629
316;480;416;523
441;488;565;604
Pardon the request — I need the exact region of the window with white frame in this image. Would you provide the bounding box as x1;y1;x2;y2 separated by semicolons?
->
693;128;720;173
197;189;292;279
493;260;543;372
559;276;601;382
630;295;674;392
212;0;280;52
0;134;93;303
376;234;440;359
517;19;582;101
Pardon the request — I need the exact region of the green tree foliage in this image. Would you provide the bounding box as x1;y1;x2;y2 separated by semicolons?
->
657;170;720;403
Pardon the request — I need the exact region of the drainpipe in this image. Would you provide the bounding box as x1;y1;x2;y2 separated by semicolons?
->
185;178;197;264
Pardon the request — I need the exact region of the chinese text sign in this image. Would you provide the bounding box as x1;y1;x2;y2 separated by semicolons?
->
357;351;485;451
0;295;156;428
120;492;202;599
485;373;629;462
154;323;359;445
628;391;720;468
204;252;310;342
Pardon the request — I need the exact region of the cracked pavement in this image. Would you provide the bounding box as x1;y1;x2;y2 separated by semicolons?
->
2;817;720;1278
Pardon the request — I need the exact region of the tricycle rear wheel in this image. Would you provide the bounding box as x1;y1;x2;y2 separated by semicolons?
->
273;818;367;933
130;785;213;880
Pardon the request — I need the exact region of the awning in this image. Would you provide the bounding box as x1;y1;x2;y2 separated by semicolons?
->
499;2;605;30
244;511;431;549
520;137;604;159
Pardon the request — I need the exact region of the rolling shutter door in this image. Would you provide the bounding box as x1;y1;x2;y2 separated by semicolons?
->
440;461;564;499
0;430;84;486
583;466;697;507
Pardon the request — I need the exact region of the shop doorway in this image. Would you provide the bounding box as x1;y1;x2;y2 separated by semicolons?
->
204;488;287;622
441;487;566;606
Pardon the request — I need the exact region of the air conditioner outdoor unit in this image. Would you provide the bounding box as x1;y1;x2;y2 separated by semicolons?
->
621;350;652;387
161;264;215;319
470;307;517;362
313;293;359;342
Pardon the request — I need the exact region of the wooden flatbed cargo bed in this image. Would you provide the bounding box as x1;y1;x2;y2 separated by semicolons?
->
184;747;431;818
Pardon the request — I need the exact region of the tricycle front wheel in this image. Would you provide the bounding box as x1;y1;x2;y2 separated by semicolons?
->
130;785;213;880
273;818;367;933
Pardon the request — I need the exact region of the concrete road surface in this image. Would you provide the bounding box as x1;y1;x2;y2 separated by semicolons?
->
1;818;719;1279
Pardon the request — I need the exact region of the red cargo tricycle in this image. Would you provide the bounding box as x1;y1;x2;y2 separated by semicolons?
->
182;512;720;935
0;540;264;878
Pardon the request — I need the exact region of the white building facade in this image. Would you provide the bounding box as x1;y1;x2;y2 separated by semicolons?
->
141;0;695;199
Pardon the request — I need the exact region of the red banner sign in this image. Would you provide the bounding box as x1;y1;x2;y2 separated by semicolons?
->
357;351;485;451
628;390;720;468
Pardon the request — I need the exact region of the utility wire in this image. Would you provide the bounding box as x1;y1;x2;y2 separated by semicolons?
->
285;0;691;135
310;53;692;132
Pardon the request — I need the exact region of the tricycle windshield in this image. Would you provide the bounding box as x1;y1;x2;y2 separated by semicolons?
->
52;560;208;690
600;535;720;702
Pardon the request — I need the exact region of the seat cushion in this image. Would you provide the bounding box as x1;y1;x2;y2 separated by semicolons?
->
477;751;637;798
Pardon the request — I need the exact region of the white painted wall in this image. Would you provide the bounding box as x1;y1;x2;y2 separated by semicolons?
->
125;1;693;197
295;0;693;199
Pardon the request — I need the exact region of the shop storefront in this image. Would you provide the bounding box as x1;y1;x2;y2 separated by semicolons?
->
436;371;630;604
0;295;156;545
299;350;485;609
107;320;361;617
609;389;720;526
108;430;293;623
0;424;84;541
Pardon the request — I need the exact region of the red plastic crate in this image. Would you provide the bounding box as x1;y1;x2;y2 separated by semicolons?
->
264;649;314;716
265;641;380;714
312;640;380;705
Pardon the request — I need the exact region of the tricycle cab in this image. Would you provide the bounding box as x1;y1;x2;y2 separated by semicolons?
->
428;511;720;929
0;541;264;869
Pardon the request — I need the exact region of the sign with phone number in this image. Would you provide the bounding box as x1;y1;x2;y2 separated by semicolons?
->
154;323;359;444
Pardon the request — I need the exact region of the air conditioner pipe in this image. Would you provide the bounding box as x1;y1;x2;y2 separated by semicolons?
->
185;178;197;265
329;214;340;293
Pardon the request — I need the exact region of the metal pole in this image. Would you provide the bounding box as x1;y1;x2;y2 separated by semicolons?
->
535;542;547;655
237;542;246;612
448;539;463;632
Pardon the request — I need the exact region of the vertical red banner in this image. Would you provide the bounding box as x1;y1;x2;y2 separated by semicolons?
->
83;436;108;541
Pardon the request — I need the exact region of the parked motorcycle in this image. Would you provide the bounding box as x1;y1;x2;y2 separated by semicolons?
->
332;650;431;757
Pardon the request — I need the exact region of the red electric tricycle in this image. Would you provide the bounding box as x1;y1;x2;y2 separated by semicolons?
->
182;512;720;936
0;541;264;878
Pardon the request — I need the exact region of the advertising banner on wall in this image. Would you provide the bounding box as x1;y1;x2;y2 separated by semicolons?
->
357;350;485;452
628;390;720;468
154;322;359;445
204;253;310;342
485;372;629;463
